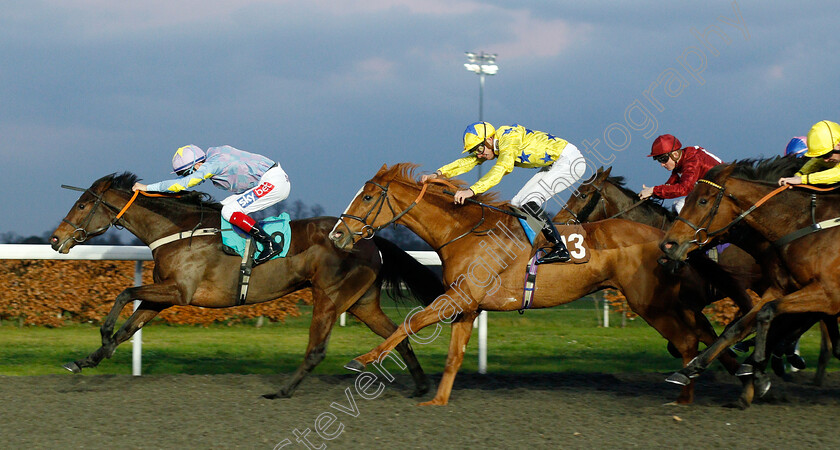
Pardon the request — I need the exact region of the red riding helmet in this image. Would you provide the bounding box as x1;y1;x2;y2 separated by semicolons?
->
648;134;682;157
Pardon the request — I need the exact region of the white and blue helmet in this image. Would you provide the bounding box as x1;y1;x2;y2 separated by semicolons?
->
172;145;206;175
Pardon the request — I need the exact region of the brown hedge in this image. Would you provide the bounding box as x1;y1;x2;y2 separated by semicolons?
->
0;260;310;327
604;288;741;326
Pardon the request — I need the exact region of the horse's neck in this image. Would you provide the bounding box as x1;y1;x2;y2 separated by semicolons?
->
398;195;529;256
121;195;214;244
606;184;671;228
734;181;825;241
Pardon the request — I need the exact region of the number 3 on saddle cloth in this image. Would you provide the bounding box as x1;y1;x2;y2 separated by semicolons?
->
518;218;591;311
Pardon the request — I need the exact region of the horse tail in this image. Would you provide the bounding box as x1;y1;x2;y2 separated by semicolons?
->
372;236;445;307
685;250;755;315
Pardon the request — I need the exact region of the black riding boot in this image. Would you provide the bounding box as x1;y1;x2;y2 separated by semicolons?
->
522;202;571;264
248;225;282;265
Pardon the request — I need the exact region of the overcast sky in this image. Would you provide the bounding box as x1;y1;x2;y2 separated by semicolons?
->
1;1;836;238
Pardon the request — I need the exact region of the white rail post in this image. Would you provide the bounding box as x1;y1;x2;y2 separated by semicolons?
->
478;310;488;374
603;296;610;328
132;260;143;376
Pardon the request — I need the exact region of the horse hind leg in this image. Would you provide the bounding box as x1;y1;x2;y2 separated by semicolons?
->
264;287;337;400
347;287;430;397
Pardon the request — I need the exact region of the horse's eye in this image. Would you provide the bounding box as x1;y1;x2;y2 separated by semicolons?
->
78;203;86;210
362;195;373;201
698;198;708;205
580;193;587;199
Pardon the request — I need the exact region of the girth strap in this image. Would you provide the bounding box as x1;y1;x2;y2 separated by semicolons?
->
148;228;220;251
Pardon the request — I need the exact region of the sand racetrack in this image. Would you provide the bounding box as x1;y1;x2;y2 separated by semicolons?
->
2;370;840;449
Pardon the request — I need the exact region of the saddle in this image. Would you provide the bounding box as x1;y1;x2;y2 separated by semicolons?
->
516;218;591;311
220;213;292;305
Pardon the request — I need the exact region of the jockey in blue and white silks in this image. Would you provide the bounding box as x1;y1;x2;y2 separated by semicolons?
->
134;145;290;265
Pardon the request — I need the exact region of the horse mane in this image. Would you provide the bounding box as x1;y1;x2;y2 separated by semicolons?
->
383;163;506;206
605;175;676;221
705;156;808;185
94;172;222;211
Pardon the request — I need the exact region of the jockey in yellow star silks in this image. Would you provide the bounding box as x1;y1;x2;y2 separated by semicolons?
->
422;122;587;264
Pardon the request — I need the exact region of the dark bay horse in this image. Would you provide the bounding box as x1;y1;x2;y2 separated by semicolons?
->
329;163;742;405
660;157;840;405
50;172;444;398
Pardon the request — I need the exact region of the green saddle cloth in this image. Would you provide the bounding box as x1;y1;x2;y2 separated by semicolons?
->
221;213;291;261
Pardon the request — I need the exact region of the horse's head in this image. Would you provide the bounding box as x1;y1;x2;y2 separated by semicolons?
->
660;164;740;262
330;164;421;251
554;166;611;223
50;173;136;253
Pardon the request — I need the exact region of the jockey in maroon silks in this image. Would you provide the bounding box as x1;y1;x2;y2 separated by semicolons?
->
638;134;722;213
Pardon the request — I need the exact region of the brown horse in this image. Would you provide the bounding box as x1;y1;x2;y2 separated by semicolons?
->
553;166;826;365
554;166;762;309
660;157;840;405
50;172;444;398
329;163;741;406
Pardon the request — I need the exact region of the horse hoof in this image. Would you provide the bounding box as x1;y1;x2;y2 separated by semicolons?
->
786;353;806;370
732;341;751;353
666;372;690;386
63;362;81;374
262;393;280;400
344;359;365;373
735;363;754;377
755;374;772;398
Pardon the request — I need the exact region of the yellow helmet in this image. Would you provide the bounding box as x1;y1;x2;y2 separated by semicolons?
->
462;121;495;153
805;120;840;157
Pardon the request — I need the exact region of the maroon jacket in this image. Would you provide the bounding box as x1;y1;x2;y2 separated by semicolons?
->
653;146;723;199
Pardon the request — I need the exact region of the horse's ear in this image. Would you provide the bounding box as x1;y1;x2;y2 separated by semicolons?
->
378;163;388;173
716;163;736;181
601;166;613;179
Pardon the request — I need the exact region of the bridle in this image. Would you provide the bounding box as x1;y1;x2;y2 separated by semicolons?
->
337;178;488;250
337;180;430;240
562;184;604;223
57;184;176;247
673;179;790;247
563;179;653;226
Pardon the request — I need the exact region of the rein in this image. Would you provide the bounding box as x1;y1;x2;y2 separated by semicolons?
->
676;179;840;247
59;184;214;250
338;178;499;250
564;181;663;228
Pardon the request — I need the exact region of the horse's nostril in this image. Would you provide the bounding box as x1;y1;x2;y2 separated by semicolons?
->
50;236;58;244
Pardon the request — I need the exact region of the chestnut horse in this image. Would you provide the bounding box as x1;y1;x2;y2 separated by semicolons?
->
50;172;444;399
660;157;840;405
329;163;741;405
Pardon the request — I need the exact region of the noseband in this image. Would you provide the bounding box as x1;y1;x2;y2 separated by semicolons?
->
337;178;487;250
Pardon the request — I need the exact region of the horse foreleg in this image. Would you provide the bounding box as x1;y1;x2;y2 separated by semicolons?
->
98;287;139;347
754;284;828;365
64;303;165;373
668;308;761;385
266;287;337;399
346;295;452;371
815;319;835;386
348;289;430;398
419;311;479;406
65;282;181;373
